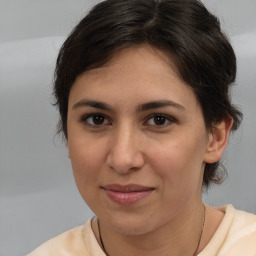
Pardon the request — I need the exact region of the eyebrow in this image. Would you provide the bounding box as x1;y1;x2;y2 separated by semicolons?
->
72;99;185;112
72;100;113;111
137;100;186;112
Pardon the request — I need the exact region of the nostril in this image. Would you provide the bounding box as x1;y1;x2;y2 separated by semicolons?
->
106;150;144;174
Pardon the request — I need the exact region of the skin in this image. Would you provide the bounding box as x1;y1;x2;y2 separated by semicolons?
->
67;46;232;256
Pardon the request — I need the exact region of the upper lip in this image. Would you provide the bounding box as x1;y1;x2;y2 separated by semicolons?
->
102;184;155;192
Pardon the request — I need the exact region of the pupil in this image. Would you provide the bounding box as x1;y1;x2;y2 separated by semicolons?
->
93;116;104;125
154;116;166;125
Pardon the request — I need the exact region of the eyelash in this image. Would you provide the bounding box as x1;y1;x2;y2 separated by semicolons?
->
80;113;176;128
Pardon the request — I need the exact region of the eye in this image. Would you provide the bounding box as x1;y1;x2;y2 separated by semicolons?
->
146;114;175;126
81;113;110;127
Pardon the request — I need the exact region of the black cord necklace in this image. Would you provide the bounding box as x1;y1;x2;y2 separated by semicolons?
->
97;218;109;256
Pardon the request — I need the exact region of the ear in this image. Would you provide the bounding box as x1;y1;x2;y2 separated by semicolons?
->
204;117;233;164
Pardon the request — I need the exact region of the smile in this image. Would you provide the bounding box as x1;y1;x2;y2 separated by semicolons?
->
101;184;155;205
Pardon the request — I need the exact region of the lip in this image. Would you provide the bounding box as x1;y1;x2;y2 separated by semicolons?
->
101;184;154;205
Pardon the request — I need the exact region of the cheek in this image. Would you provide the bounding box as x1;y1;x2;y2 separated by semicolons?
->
148;137;206;187
68;138;108;210
68;138;107;187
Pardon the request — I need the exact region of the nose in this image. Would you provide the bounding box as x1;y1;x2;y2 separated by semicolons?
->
106;124;144;174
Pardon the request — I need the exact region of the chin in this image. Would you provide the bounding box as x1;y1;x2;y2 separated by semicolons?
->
100;211;163;236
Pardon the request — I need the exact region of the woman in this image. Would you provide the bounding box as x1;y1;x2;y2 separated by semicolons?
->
29;0;256;255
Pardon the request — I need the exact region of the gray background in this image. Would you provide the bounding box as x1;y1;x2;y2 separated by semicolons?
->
0;1;255;255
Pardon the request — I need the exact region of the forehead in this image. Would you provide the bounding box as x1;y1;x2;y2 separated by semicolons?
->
82;45;180;82
68;46;200;111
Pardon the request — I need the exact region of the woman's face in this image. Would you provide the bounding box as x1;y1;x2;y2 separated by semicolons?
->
67;46;213;235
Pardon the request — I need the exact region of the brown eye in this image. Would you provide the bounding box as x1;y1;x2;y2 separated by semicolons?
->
153;116;167;125
92;115;105;125
146;114;174;127
82;114;110;127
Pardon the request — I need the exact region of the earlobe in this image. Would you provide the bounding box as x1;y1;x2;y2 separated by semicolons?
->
204;117;233;164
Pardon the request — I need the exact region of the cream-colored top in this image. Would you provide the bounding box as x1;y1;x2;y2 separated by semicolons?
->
28;205;256;256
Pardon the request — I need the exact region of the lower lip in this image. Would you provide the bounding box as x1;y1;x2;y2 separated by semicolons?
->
104;189;153;205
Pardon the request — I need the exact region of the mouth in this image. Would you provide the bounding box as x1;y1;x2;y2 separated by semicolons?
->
101;184;155;205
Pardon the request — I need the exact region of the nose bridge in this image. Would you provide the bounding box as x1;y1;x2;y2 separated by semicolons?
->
107;121;143;173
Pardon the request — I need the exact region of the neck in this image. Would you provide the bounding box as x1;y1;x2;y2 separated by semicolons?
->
94;202;206;256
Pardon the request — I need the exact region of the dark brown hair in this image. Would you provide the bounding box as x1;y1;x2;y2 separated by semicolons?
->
53;0;242;187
